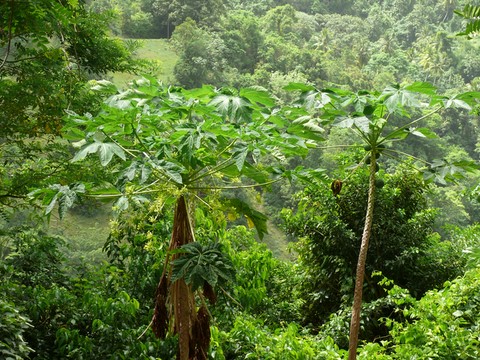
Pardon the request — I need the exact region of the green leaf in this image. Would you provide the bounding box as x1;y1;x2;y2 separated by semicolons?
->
115;196;129;212
410;127;438;139
404;82;437;95
90;79;118;93
210;94;252;122
288;116;325;141
150;159;184;185
382;84;422;113
72;142;126;166
233;145;249;172
289;167;329;185
455;5;480;38
445;91;480;110
89;185;122;197
335;116;370;133
71;142;101;162
423;159;479;185
384;128;409;141
170;242;234;291
240;87;276;107
30;183;85;220
223;198;269;240
283;83;316;92
445;98;472;110
98;142;126;166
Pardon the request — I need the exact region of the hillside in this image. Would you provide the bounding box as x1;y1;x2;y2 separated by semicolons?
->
111;39;178;87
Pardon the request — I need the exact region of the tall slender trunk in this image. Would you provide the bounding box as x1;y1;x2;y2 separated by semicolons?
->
348;157;377;360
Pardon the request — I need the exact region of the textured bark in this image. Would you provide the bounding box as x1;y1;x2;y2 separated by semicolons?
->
152;195;212;360
348;157;377;360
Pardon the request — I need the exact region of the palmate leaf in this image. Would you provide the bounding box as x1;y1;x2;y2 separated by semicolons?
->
90;79;118;94
209;93;252;123
29;183;86;220
446;91;480;109
284;166;329;185
72;141;126;166
403;82;437;95
283;83;316;92
335;116;370;133
240;87;276;107
287;116;325;141
149;159;185;185
409;127;438;139
302;90;335;111
423;159;479;185
219;162;270;185
232;144;249;172
381;84;424;114
170;242;235;292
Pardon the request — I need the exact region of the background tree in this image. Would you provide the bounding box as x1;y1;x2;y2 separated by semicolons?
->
0;0;141;219
0;0;140;137
284;166;463;327
152;0;226;30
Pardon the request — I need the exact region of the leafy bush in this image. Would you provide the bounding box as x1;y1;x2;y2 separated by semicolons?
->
356;267;480;359
220;226;302;324
218;314;346;359
0;300;32;360
283;168;463;325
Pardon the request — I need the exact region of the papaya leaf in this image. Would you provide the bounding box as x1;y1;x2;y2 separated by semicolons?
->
455;5;480;38
448;91;480;109
115;195;129;212
209;94;252;122
233;145;249;172
404;82;437;95
240;87;276;107
150;159;185;185
288;167;329;185
410;127;438;139
423;159;479;185
170;242;234;291
288;116;325;141
72;141;126;166
29;183;85;220
283;83;316;92
90;79;118;93
335;116;370;133
223;198;268;240
382;84;423;113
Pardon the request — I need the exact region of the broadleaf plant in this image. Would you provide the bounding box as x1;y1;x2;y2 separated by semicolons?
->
39;77;320;359
289;81;480;360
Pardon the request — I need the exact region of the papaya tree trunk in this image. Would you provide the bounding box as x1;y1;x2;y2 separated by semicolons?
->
153;195;198;360
348;158;377;360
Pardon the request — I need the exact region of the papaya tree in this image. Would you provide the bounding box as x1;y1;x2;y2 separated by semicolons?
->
288;81;480;359
31;76;322;359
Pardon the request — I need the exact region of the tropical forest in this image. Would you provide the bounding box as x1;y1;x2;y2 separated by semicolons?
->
3;0;480;359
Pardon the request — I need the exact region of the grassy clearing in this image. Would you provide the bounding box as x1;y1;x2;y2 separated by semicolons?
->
49;204;112;264
262;218;293;260
112;38;179;88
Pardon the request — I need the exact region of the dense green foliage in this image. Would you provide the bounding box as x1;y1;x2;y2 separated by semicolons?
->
3;0;480;359
284;169;460;322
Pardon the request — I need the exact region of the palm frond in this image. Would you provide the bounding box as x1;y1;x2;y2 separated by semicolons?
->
455;5;480;38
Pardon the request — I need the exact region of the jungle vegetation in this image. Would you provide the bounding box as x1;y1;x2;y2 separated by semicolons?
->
2;1;480;359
